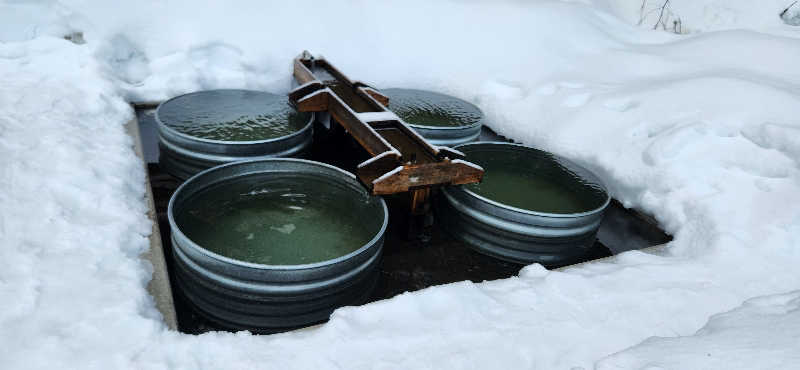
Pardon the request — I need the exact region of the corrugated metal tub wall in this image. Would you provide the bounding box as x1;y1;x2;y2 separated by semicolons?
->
436;142;610;267
168;159;388;331
156;89;313;180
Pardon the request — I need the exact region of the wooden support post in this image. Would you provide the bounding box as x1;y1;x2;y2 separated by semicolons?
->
410;188;431;216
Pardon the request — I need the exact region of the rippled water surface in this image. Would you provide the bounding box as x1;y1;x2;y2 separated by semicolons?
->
158;90;310;141
463;146;607;214
176;174;383;265
383;88;483;127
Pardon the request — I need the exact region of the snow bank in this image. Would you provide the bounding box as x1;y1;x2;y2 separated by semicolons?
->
0;37;160;367
598;290;800;369
601;0;800;34
1;0;799;369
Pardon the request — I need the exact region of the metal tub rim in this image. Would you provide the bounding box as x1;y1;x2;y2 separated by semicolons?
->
167;158;389;272
440;189;604;238
171;238;383;296
155;89;314;146
449;141;611;219
405;120;483;132
407;123;482;147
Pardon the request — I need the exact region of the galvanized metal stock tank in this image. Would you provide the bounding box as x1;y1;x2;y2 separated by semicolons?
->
437;142;610;266
168;159;388;331
382;88;483;147
156;89;313;179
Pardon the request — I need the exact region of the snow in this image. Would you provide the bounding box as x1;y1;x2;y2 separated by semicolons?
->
451;159;485;172
357;150;402;169
597;290;800;369
371;166;405;185
355;111;400;123
601;0;800;34
1;0;800;369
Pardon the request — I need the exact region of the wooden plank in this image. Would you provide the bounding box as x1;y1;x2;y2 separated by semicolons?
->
370;160;484;195
327;94;394;156
125;111;178;330
357;152;402;186
295;89;330;112
378;115;440;158
362;87;389;107
318;59;354;86
288;81;325;102
436;146;466;160
328;82;382;113
409;188;432;215
293;56;316;85
374;125;435;164
290;51;484;196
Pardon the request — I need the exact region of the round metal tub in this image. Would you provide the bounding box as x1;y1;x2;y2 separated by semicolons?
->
437;142;610;266
156;89;313;180
168;159;388;331
382;88;483;147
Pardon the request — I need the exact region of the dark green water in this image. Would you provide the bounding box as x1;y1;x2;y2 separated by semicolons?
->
383;88;483;128
158;90;310;141
463;147;607;214
176;174;383;265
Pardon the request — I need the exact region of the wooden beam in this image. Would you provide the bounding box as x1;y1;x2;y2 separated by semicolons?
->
370;160;484;195
288;51;484;197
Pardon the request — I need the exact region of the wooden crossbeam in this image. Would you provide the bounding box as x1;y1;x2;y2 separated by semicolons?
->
288;51;483;210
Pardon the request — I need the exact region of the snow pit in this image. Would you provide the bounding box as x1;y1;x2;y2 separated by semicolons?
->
382;88;484;146
139;106;668;333
156;90;313;179
168;158;387;332
438;142;610;266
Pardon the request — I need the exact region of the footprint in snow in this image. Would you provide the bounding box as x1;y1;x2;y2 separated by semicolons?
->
642;122;707;166
561;93;592;108
603;97;637;112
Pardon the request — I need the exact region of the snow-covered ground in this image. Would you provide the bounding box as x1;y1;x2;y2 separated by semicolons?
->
1;0;799;369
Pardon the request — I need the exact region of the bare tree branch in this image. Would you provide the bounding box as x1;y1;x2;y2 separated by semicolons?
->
780;1;798;17
654;0;671;30
638;0;648;25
